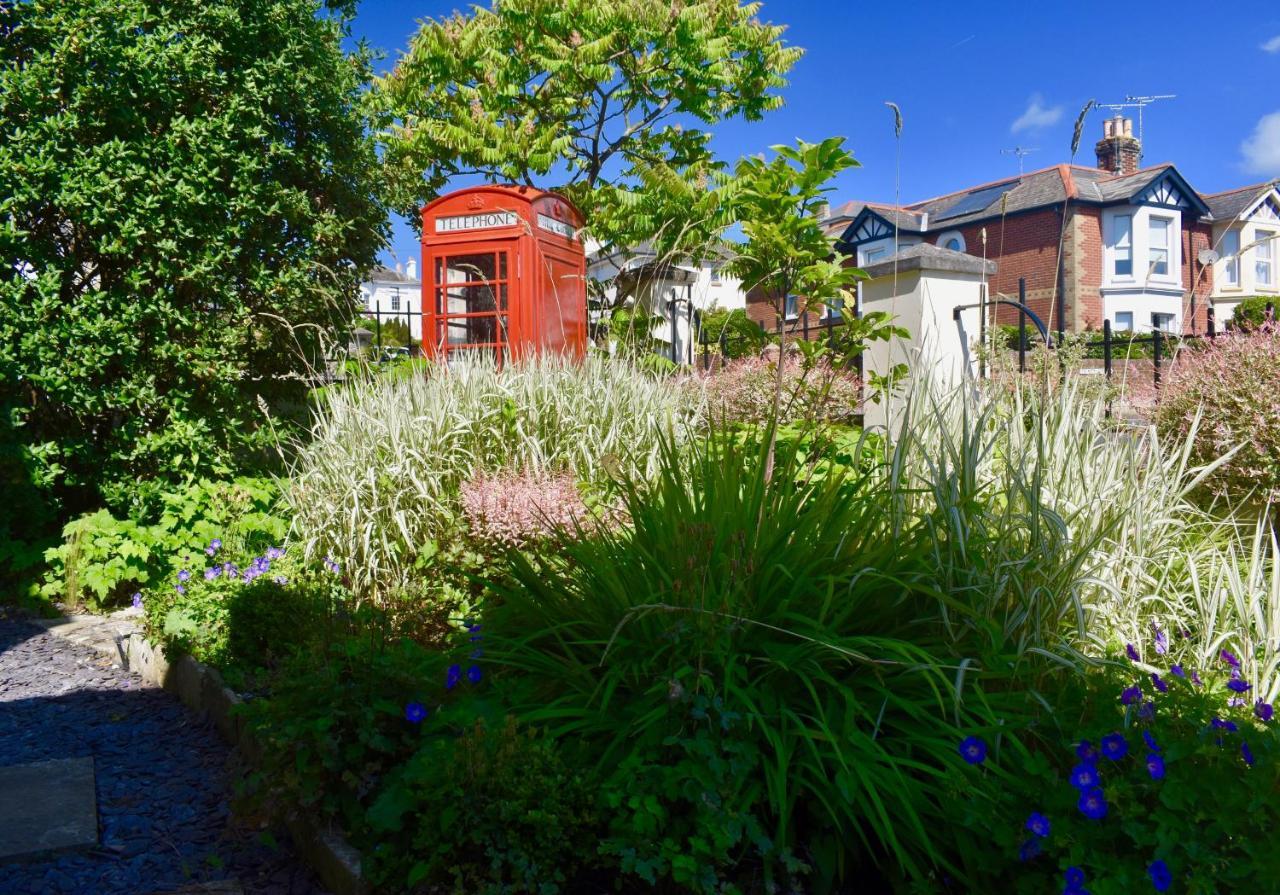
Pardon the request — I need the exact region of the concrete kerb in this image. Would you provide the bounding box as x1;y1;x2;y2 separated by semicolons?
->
43;620;368;895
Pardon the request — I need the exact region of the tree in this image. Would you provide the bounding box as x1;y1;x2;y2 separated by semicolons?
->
726;138;904;475
374;0;801;250
0;0;387;516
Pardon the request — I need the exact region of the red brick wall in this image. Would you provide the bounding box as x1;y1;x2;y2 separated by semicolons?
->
1183;220;1214;334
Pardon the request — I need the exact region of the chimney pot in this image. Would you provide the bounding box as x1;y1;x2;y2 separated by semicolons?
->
405;259;417;280
1095;115;1141;176
1123;118;1133;137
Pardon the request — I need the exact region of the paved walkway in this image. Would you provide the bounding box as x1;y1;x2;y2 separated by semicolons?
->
0;607;326;894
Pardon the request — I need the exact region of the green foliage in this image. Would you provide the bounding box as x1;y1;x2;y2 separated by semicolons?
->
367;717;604;894
697;308;760;360
0;0;387;514
1228;295;1277;331
40;477;286;610
605;306;669;360
358;316;413;350
373;0;800;249
485;431;1004;890
957;660;1280;893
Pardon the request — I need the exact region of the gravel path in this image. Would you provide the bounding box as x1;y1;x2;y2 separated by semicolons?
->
0;608;327;895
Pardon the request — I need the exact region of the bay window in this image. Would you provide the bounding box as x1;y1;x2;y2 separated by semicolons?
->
1113;214;1133;277
1148;217;1171;278
1222;229;1240;287
1258;230;1275;288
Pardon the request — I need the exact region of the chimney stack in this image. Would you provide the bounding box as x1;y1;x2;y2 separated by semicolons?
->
405;258;417;281
1095;115;1141;176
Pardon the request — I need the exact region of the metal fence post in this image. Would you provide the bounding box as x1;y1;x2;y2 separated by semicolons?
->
1207;306;1216;339
1103;319;1113;382
375;299;382;356
1153;327;1163;393
1017;278;1028;374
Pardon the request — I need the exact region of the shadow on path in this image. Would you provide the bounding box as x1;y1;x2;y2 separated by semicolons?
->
0;609;326;895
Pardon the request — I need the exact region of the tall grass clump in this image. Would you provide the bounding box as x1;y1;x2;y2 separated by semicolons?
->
285;354;702;599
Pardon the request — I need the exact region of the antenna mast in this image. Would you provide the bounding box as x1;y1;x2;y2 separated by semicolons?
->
1097;94;1176;162
1001;146;1039;175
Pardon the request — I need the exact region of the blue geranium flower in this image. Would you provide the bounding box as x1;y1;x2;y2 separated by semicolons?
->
131;592;143;610
1143;730;1160;752
404;702;427;724
1153;625;1168;655
1149;859;1172;892
177;569;191;582
1076;740;1098;763
1212;717;1238;732
1146;752;1165;780
445;664;462;690
1077;788;1108;820
1121;685;1143;705
1126;643;1141;662
1227;678;1252;693
1151;672;1168;693
1018;838;1041;862
466;665;482;684
1170;664;1185;678
204;567;219;581
958;736;987;765
1139;700;1156;720
1257;701;1274;722
1069;763;1100;790
1221;648;1241;668
1242;742;1255;767
206;538;222;556
1025;811;1050;838
1101;732;1128;760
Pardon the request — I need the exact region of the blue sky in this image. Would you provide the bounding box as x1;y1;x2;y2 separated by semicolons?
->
349;1;1280;269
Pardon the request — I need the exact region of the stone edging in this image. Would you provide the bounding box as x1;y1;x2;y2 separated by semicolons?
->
34;615;367;895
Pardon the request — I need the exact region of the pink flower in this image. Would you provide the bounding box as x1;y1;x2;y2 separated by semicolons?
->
459;469;594;548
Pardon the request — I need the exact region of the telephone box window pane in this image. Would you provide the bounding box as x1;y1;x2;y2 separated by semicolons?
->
445;253;498;284
499;284;508;310
445;315;499;346
446;284;499;314
499;253;508;280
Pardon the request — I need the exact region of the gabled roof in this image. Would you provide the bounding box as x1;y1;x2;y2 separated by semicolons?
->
834;162;1214;246
368;265;417;283
1203;183;1280;225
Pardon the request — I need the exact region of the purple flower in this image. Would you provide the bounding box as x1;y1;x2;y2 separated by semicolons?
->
1146;751;1165;780
204;567;219;581
177;569;191;582
1221;648;1241;668
1242;741;1255;766
1018;838;1042;862
206;538;221;556
1149;860;1172;892
131;592;143;610
1121;685;1143;705
1069;763;1100;790
958;736;987;765
1143;730;1160;752
468;624;483;642
1025;811;1050;838
1065;866;1086;888
1170;664;1185;678
274;576;288;585
174;584;186;595
1212;717;1238;732
404;702;427;724
1191;669;1203;687
1077;788;1108;820
1139;700;1156;720
1076;740;1098;763
1100;732;1128;761
1126;643;1141;662
1256;702;1274;722
1151;672;1168;693
266;546;284;560
466;665;482;684
1153;625;1168;655
445;664;462;691
1228;678;1252;693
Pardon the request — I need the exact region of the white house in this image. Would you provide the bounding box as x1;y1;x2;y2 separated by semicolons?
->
359;261;423;340
586;242;746;364
1205;183;1280;325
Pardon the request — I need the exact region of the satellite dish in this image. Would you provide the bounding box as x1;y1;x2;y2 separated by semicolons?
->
1198;248;1220;265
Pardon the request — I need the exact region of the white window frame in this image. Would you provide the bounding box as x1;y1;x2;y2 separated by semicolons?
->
1151;312;1175;333
1222;229;1240;289
1114;311;1134;332
1148;215;1173;281
709;267;722;286
936;230;966;253
784;294;800;320
1257;229;1275;290
390;289;402;312
824;294;845;320
1109;213;1134;281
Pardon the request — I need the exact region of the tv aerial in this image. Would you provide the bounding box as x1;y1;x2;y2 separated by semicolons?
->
1001;146;1040;175
1096;94;1176;162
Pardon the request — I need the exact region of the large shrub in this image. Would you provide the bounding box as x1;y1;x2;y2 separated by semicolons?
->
0;0;386;516
284;354;703;600
689;355;861;426
1155;331;1280;503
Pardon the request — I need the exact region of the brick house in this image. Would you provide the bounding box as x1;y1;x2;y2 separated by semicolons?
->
750;115;1223;337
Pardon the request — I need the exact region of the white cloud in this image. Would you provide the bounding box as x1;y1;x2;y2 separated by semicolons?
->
1262;34;1280;53
1241;111;1280;175
1011;94;1063;133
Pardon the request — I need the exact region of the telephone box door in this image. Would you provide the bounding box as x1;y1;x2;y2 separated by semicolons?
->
424;241;516;363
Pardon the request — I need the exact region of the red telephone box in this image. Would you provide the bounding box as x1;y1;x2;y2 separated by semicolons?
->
420;185;587;363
